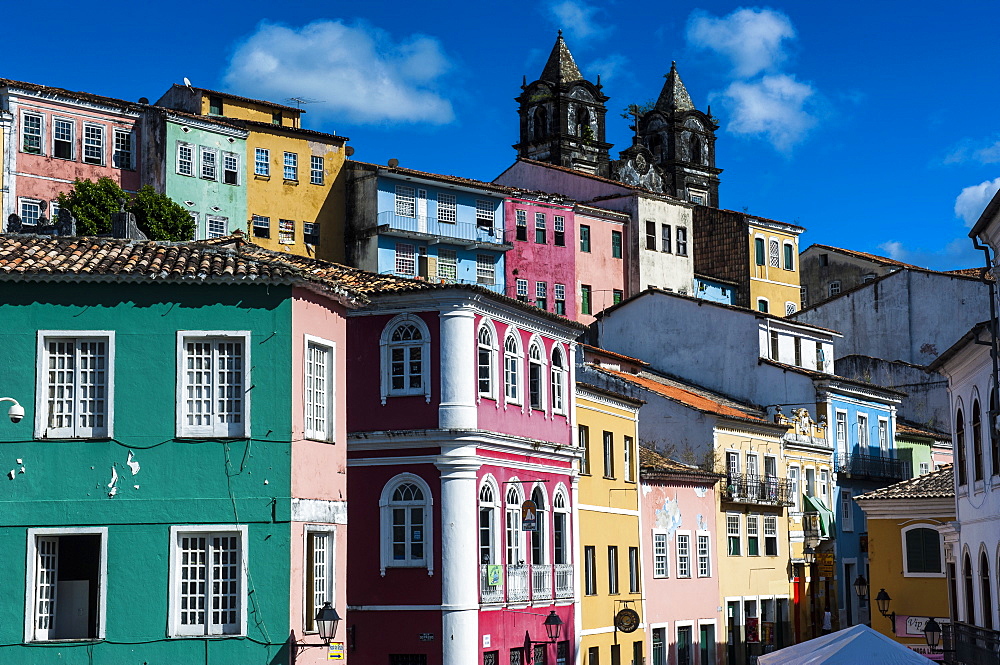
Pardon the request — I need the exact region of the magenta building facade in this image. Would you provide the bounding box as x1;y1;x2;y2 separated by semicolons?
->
2;79;141;228
503;195;576;320
345;285;583;665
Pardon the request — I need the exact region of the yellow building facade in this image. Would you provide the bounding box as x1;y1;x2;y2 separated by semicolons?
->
155;85;349;261
748;218;805;316
715;421;796;664
855;466;954;659
576;384;645;665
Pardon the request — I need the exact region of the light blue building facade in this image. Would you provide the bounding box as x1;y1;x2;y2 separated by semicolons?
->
345;162;511;294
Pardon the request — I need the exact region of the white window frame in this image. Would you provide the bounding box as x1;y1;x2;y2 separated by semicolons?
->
785;301;797;316
35;331;115;439
819;469;829;507
113;128;134;170
24;526;109;642
304;335;336;442
506;482;525;567
676;226;688;256
763;515;779;556
283;151;298;181
476;254;496;285
527;339;547;412
395;242;415;276
437;192;457;223
475;199;494;227
175;331;251;438
19;198;43;227
726;513;741;556
395;185;416;217
675;620;696;665
177;141;194;176
379;314;431;404
437;248;457;282
167;524;248;636
829;281;842;297
841;489;854;532
624;435;635;482
653;530;669;578
478;321;498;400
82;123;105;165
788;465;800;513
254;147;270;177
757;297;769;313
878;417;890;455
553;486;571;565
206;215;228;238
504;331;523;406
278;219;296;245
858;414;870;448
200;146;217;180
379;473;434;575
303;525;337;632
550;345;567;415
52;117;75;160
479;476;500;565
747;515;760;556
310;155;324;185
222;152;240;185
836;410;848;450
516;279;529;299
900;524;946;578
676;530;692;578
697;531;711;577
22;111;44;155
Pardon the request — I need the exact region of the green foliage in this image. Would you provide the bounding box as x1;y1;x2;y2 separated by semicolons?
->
620;99;656;120
130;185;195;241
56;178;194;241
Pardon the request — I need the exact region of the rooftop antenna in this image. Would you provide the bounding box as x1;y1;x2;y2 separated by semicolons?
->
286;96;323;109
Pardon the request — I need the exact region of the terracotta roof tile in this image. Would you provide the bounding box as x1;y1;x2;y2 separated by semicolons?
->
0;78;141;112
896;420;950;440
579;344;650;367
593;366;770;424
639;446;723;481
855;465;954;501
353;160;519;195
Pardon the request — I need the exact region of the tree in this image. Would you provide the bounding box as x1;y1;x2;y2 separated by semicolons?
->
56;177;195;241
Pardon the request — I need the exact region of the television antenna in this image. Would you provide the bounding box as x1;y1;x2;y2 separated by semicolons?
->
286;96;324;109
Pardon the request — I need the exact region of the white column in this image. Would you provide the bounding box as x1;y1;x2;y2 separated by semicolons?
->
436;448;481;665
571;474;583;665
439;307;477;430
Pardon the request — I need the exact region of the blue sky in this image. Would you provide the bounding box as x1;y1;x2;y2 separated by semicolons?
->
11;0;1000;269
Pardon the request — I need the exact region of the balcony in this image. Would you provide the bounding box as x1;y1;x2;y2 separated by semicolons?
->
377;211;511;249
953;621;1000;665
836;453;910;481
480;563;574;605
722;474;794;507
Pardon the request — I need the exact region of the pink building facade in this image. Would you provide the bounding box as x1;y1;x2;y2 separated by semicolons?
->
2;79;141;228
289;286;351;663
346;285;584;665
574;204;629;323
639;448;722;665
503;196;576;320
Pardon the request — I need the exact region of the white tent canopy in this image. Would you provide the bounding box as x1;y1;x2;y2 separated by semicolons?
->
757;624;932;665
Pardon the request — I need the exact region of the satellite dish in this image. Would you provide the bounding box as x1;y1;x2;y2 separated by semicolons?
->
388;158;399;168
345;146;355;157
183;77;193;91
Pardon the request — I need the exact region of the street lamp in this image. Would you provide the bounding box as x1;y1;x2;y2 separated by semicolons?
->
315;602;341;645
874;588;895;626
924;617;942;649
803;546;816;565
853;575;869;600
543;610;563;642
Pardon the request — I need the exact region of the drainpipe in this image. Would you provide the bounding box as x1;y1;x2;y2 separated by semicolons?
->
971;235;1000;435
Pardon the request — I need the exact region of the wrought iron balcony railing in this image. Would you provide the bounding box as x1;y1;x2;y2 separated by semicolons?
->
378;211;509;247
479;563;574;605
722;473;794;506
836;453;910;481
953;621;1000;665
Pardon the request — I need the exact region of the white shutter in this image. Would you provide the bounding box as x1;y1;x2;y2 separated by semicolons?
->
305;343;330;440
34;537;58;640
181;337;246;438
44;338;109;438
176;532;241;636
178;534;208;635
215;341;244;437
211;535;239;634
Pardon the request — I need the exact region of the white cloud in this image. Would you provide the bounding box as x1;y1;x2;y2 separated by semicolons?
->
877;237;981;271
586;54;629;83
955;177;1000;226
946;138;1000;165
687;8;796;78
714;74;817;153
223;20;455;125
549;0;605;43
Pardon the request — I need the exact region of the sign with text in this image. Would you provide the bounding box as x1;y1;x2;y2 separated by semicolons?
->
521;500;538;531
816;551;835;578
895;615;950;637
327;642;345;660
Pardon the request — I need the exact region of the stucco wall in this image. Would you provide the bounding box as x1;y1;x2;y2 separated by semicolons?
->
503;198;575;314
574;209;627;323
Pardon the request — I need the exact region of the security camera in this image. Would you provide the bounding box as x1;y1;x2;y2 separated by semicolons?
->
8;403;23;424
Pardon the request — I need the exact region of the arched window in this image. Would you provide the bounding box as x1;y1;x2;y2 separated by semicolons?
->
974;399;985;482
504;333;522;405
380;315;431;404
648;134;664;162
528;342;545;411
903;526;942;575
690;134;703;165
532;107;547;141
991;389;999;477
478;324;496;400
531;486;547;565
957;408;968;486
553;488;570;565
551;345;566;415
577;107;591;138
966;552;976;623
505;484;524;565
983;551;994;630
479;478;498;564
379;474;433;575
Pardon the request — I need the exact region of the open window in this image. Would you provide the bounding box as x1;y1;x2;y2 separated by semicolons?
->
26;528;107;641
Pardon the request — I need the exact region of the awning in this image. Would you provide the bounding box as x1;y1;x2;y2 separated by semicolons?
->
758;624;932;665
803;494;835;538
